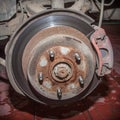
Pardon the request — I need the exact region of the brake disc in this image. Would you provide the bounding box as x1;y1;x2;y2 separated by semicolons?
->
5;9;113;106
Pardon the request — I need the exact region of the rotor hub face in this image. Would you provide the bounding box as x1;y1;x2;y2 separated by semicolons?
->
6;10;99;105
26;27;95;100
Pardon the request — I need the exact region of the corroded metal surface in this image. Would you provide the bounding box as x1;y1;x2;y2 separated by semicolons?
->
5;10;95;100
90;26;113;76
0;20;118;120
5;10;100;106
26;25;96;102
2;10;113;110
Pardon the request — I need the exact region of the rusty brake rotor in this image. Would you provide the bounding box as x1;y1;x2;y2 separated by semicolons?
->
6;9;104;106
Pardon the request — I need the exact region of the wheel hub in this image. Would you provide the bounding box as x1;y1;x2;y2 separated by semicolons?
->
53;62;72;81
6;9;112;106
27;32;95;100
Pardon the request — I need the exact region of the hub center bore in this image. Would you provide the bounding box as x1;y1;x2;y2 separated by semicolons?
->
52;62;73;82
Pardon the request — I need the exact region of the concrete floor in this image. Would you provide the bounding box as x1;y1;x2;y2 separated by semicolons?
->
0;24;120;120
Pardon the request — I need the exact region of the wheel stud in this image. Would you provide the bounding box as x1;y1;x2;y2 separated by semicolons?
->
49;50;55;61
38;72;43;84
57;88;62;99
75;53;81;64
79;76;84;87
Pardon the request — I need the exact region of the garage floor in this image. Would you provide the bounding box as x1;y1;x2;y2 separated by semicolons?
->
0;24;120;120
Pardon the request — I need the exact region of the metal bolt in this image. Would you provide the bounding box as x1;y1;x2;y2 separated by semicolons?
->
75;53;81;64
49;50;55;61
54;63;71;79
38;72;43;83
57;88;62;99
79;76;84;87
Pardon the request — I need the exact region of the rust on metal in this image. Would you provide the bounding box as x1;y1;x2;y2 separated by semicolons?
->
25;26;95;100
90;26;113;76
22;26;93;79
